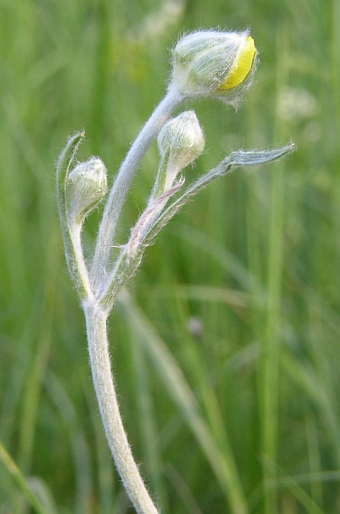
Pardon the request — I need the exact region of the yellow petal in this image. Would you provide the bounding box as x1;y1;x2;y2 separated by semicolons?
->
220;36;256;90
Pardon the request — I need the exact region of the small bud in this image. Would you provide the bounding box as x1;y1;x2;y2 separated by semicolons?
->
66;157;107;223
171;30;256;105
155;110;205;195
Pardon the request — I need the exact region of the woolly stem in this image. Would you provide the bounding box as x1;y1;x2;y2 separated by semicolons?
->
83;301;160;514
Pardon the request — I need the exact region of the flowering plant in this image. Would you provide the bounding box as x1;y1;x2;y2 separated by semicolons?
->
56;30;294;513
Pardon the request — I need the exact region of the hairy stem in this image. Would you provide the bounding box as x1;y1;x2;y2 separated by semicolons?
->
91;85;183;292
68;219;93;301
83;301;160;514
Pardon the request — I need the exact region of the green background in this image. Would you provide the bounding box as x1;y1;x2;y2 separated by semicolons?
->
0;0;339;512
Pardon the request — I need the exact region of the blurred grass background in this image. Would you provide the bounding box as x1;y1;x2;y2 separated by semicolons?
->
0;0;339;512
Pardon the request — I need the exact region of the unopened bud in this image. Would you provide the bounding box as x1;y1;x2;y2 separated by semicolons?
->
171;30;256;105
155;110;205;195
66;157;107;223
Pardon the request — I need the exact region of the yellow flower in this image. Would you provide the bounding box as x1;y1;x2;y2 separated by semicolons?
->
220;36;255;90
171;31;257;105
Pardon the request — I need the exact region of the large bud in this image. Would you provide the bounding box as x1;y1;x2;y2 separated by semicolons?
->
171;30;256;106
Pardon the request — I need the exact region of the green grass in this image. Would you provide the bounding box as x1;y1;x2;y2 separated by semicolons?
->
1;0;340;512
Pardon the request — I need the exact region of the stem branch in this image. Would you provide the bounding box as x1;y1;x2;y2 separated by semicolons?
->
91;86;183;291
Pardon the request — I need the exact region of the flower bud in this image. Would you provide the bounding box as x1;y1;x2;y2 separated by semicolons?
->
155;110;205;194
66;157;107;223
171;30;256;105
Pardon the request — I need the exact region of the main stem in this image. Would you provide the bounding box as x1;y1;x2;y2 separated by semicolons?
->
91;85;183;292
83;301;160;514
